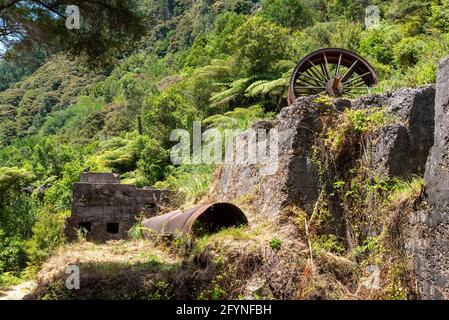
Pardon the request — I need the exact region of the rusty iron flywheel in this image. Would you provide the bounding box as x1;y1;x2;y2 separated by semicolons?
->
288;48;379;104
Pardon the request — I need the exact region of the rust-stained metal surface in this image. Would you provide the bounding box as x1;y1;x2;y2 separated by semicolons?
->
142;203;248;237
288;48;378;104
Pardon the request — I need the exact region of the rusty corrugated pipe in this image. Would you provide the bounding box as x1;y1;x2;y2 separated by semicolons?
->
141;203;248;237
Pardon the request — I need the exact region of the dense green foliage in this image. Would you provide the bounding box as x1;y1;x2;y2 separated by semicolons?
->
0;1;144;65
0;45;48;92
1;0;449;284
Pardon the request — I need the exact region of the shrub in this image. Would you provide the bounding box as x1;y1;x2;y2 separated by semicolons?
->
137;138;169;186
197;275;226;300
431;0;449;32
312;234;345;255
25;210;69;269
0;167;36;238
413;59;438;85
88;136;141;174
212;12;246;55
393;37;428;69
0;231;26;273
387;177;424;207
43;160;84;211
329;20;362;52
0;271;23;289
325;108;393;156
128;223;143;240
155;164;214;206
385;263;408;300
328;0;367;21
142;82;197;147
345;109;392;134
146;254;161;267
203;105;274;130
359;28;398;66
146;280;174;300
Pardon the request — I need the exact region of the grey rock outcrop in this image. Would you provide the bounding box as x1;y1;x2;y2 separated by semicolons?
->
355;85;435;177
210;77;445;300
407;57;449;299
211;97;322;216
211;86;437;217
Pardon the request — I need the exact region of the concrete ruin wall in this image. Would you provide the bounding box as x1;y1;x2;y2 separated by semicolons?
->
80;172;121;184
65;173;168;242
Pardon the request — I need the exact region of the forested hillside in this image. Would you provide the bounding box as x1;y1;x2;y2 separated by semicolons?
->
1;0;449;295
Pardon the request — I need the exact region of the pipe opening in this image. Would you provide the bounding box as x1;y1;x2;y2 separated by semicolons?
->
191;203;248;237
141;203;248;238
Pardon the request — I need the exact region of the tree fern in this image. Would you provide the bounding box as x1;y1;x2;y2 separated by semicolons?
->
203;105;274;131
245;68;292;98
209;78;251;108
195;59;233;79
208;60;292;108
245;78;288;97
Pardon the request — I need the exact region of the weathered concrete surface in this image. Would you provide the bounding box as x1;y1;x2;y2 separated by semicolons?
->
80;172;120;184
354;85;435;177
211;97;322;216
65;173;168;242
406;57;449;300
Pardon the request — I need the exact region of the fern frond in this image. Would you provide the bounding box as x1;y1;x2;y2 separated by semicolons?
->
203;114;237;129
195;59;232;79
245;77;288;97
245;80;270;95
209;78;251;107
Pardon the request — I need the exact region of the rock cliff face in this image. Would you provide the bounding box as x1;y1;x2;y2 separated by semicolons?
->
355;86;435;177
407;57;449;299
212;86;436;217
211;97;322;216
211;72;447;299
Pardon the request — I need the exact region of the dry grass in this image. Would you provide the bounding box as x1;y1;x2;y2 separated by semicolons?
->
27;214;315;300
33;239;179;292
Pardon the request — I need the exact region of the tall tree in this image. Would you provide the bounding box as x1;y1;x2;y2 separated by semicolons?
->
0;0;144;65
